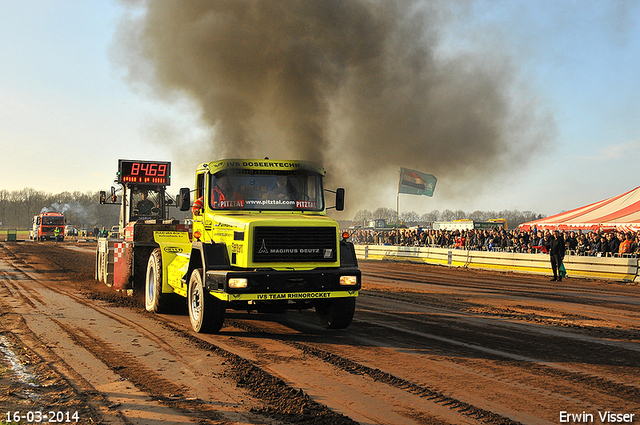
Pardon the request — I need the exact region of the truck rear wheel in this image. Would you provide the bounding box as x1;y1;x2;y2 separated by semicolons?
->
316;298;356;329
145;248;172;313
188;268;225;333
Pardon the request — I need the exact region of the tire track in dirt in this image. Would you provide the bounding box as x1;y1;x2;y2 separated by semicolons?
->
0;262;127;424
354;292;640;402
1;242;360;425
187;313;530;425
4;242;640;424
1;244;238;425
37;242;523;424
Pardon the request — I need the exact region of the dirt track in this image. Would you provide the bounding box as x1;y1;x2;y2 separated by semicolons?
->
1;240;639;425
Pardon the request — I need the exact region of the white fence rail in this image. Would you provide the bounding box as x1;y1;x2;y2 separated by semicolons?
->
354;245;640;283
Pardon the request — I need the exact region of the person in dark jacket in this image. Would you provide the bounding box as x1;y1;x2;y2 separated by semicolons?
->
596;235;610;256
549;230;566;281
607;232;620;255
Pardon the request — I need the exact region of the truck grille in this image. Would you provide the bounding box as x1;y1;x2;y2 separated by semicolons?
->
253;226;337;263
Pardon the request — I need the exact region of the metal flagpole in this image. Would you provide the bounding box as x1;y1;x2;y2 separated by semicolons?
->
396;192;399;226
397;168;401;226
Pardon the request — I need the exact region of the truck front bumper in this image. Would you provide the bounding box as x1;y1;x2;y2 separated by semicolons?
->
204;268;361;302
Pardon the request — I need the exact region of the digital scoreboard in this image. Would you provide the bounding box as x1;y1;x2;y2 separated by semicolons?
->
117;160;171;185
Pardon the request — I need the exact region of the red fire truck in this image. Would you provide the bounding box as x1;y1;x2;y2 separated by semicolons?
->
30;212;66;241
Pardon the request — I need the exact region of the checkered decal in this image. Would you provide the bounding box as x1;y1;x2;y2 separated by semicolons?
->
114;243;125;263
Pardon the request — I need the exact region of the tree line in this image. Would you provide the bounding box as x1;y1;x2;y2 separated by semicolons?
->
351;207;545;230
1;187;546;232
0;188;120;231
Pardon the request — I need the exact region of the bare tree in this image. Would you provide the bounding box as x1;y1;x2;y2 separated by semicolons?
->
420;210;440;224
21;188;47;226
353;209;372;226
469;210;486;221
440;209;455;221
359;207;545;229
0;188;120;230
453;209;466;220
373;207;397;224
0;190;9;226
400;211;420;226
9;191;23;227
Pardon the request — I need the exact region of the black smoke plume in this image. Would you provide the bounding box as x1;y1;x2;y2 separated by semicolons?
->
114;0;554;214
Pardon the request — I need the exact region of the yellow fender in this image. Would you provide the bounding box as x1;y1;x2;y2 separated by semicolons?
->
153;231;193;296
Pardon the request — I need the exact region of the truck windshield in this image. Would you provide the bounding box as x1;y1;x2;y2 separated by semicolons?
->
42;217;64;225
131;189;163;220
208;170;324;211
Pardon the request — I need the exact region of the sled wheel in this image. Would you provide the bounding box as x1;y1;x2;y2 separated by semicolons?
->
97;250;107;283
101;250;109;283
145;248;172;313
95;250;102;282
188;268;225;333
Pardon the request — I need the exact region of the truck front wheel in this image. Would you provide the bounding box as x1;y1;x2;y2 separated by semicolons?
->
145;248;173;313
188;268;225;333
316;298;356;329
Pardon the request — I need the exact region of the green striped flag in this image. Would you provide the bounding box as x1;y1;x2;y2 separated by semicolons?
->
398;167;437;197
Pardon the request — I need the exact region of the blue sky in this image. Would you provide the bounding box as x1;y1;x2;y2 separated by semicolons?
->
1;1;639;218
415;0;640;216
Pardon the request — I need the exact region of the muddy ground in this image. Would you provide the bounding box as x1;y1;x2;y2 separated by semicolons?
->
1;240;639;425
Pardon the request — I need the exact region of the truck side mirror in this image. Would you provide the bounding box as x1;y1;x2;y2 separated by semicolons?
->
99;191;106;205
179;188;191;211
335;188;345;211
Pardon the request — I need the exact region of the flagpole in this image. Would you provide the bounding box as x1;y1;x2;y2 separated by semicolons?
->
397;168;401;226
396;192;399;226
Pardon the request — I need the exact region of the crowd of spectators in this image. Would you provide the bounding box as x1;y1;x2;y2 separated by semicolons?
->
347;227;640;258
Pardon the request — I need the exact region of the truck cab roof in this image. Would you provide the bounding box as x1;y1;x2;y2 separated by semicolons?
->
199;159;326;176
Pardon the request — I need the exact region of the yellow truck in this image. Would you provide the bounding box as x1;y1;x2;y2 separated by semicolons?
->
146;159;361;333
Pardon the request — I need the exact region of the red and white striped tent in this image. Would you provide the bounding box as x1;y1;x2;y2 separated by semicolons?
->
519;186;640;233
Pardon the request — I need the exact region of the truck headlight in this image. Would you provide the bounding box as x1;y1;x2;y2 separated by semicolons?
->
228;278;248;289
339;275;358;286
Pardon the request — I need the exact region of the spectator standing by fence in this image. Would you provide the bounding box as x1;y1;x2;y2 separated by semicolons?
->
596;235;610;256
565;231;578;252
632;233;640;257
608;232;620;254
576;234;589;256
618;233;633;256
547;230;565;281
